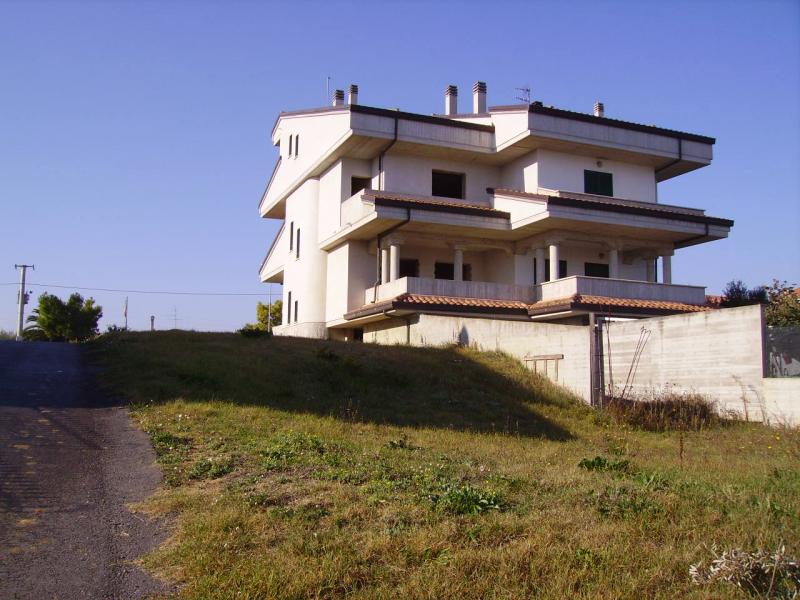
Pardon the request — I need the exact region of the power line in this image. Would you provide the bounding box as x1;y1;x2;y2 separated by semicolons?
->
0;282;273;297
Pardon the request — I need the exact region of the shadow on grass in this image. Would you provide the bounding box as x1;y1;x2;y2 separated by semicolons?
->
91;331;579;441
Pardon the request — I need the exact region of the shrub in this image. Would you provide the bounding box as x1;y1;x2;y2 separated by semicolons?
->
690;544;799;598
238;324;270;338
603;392;718;431
24;292;102;342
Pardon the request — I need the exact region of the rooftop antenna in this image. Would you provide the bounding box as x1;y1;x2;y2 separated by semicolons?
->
515;85;531;104
326;76;331;103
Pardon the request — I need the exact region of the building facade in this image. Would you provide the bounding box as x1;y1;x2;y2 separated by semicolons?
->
259;83;733;341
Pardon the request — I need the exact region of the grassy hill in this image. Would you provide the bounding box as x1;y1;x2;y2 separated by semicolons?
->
93;331;799;599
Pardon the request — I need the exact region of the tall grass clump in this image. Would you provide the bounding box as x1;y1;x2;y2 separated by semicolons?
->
603;391;719;431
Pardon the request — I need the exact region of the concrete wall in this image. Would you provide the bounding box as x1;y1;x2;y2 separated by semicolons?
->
762;379;800;426
363;314;591;400
603;305;766;416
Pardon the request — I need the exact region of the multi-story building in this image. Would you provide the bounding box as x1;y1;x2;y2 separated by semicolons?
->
259;82;733;341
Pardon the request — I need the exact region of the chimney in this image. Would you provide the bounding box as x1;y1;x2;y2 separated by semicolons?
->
472;81;487;113
445;85;458;115
332;89;345;107
348;84;359;105
593;101;604;118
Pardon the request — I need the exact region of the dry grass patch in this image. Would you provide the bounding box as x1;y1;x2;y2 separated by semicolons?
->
92;331;800;599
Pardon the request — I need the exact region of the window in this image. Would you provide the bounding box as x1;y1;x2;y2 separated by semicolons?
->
399;259;419;278
294;135;299;157
434;261;455;280
584;262;610;278
295;229;300;259
434;261;471;280
289;222;294;251
351;176;371;196
288;135;293;157
584;170;613;196
287;291;292;323
432;170;465;199
544;259;568;280
294;300;298;323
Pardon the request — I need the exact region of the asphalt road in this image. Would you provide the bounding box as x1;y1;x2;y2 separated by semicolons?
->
0;341;165;599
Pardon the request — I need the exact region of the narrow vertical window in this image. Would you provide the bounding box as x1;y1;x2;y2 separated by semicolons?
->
288;135;293;157
289;222;294;251
287;291;292;323
296;229;300;259
294;300;298;323
294;135;299;157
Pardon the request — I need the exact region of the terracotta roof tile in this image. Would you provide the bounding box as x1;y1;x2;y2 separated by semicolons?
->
570;294;710;313
363;190;509;217
398;293;529;310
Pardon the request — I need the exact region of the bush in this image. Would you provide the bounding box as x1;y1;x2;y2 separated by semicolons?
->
721;280;767;308
238;324;270;338
603;392;718;431
24;292;102;342
428;482;505;515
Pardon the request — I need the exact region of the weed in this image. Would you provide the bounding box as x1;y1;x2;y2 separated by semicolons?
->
604;392;719;431
188;457;235;480
590;485;657;518
578;455;630;473
427;481;505;515
260;431;325;469
690;544;799;598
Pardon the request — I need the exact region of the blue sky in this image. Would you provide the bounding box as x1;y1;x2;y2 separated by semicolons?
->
1;0;798;332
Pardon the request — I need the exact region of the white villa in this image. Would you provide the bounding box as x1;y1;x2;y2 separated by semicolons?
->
259;82;733;342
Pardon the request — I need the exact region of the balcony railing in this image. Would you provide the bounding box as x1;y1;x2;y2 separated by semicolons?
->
365;276;706;306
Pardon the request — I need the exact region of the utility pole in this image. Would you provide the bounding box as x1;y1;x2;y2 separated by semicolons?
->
14;264;34;341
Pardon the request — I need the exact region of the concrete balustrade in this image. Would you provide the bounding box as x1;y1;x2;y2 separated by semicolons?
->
365;275;706;306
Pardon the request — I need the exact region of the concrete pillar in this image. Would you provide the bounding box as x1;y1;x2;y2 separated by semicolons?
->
645;258;656;283
453;248;464;282
609;248;620;279
389;243;400;281
535;248;546;284
548;243;560;281
662;254;672;284
380;248;390;284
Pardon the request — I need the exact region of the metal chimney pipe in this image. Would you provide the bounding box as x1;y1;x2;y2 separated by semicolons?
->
472;81;487;113
348;84;359;105
445;85;458;115
593;101;605;117
332;89;345;107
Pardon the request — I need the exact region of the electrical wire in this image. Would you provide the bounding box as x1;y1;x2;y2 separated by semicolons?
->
0;282;277;297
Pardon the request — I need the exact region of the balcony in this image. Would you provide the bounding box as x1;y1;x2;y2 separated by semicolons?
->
365;276;706;307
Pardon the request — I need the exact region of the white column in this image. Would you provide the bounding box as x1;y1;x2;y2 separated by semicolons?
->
609;248;620;279
380;248;390;284
535;248;546;284
548;243;560;281
662;254;672;284
645;258;656;283
389;243;400;281
453;248;464;282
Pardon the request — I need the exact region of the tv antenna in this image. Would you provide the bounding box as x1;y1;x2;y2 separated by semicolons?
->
168;306;180;329
515;85;531;104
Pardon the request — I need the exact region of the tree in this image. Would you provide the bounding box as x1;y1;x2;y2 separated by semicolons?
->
24;292;103;342
765;279;800;327
720;280;767;308
256;300;282;329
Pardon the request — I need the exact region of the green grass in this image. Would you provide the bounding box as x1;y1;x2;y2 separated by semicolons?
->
91;331;800;599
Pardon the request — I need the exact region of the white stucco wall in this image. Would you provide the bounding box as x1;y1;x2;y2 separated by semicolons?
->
383;153;499;202
325;240;375;323
536;149;657;202
282;178;327;325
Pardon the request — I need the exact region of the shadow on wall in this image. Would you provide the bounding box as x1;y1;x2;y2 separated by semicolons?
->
93;331;577;441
